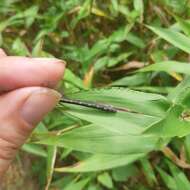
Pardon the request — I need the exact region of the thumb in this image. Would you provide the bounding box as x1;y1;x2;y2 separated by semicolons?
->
0;87;61;178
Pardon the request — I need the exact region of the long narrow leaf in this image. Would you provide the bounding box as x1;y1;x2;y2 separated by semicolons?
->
148;26;190;53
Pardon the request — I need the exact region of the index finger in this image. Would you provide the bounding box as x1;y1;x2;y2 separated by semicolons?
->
0;56;65;92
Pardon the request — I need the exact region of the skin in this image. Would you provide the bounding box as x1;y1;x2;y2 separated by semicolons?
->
0;49;65;180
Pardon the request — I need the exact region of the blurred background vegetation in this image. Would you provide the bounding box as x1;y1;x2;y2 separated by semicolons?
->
2;0;190;189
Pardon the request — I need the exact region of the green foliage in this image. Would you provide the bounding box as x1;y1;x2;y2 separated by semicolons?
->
2;0;190;189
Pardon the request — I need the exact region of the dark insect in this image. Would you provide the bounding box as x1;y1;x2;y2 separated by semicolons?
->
59;96;117;113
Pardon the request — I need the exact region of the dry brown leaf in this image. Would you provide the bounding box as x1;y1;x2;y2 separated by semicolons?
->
162;147;190;169
108;61;144;72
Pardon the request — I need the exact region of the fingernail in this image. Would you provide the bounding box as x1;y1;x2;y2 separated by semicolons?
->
20;88;61;126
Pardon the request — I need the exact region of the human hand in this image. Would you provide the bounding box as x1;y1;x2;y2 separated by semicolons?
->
0;49;65;178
